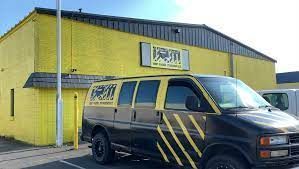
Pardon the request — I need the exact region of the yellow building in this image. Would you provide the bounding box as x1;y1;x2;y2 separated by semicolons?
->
277;71;299;89
0;7;277;145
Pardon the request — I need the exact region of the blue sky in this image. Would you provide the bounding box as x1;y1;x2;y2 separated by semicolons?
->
0;0;181;36
1;0;299;73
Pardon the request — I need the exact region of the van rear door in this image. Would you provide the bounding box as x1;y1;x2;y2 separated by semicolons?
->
84;82;118;135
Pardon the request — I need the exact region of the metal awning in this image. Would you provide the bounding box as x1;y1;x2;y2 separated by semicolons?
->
23;72;115;88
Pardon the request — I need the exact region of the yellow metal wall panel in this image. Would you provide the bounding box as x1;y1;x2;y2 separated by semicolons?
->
38;88;87;145
233;54;277;90
36;15;276;90
36;14;232;77
277;82;299;89
0;16;39;144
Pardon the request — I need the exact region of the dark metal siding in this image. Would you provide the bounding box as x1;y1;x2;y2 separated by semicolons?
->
277;72;299;84
35;7;276;62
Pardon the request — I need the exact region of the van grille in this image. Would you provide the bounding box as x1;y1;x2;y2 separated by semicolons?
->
291;147;299;156
290;134;299;144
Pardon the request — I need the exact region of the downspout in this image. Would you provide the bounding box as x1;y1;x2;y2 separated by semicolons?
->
229;53;235;78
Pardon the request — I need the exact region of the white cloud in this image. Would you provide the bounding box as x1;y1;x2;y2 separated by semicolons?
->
174;0;299;73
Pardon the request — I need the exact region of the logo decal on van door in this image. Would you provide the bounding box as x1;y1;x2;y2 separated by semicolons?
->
89;84;117;105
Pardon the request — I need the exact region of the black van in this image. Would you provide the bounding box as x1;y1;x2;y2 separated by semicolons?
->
81;74;299;169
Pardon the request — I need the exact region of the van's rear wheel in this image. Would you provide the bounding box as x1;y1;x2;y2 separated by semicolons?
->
205;155;249;169
92;132;114;164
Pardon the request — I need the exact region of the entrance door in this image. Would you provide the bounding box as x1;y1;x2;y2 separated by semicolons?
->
158;78;213;168
111;81;137;149
131;80;161;156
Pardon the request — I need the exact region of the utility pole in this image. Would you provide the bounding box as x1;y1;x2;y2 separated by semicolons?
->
56;0;63;147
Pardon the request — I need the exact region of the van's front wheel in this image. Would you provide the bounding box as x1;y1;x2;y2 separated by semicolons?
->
205;155;249;169
92;133;115;164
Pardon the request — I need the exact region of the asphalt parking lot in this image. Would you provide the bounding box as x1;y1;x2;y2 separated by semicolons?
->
25;153;177;169
2;138;299;169
0;138;177;169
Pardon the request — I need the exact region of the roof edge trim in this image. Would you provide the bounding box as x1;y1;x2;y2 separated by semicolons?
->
0;10;37;43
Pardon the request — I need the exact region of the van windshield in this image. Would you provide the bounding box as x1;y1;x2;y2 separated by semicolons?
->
197;77;270;110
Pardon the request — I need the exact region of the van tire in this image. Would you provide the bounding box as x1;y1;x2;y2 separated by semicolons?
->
205;154;249;169
92;132;115;164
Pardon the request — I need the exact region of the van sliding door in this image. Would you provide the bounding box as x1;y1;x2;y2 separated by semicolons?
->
111;81;137;149
131;80;161;156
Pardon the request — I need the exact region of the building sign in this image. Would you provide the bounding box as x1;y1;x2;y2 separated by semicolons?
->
141;42;190;70
151;45;183;70
89;84;117;106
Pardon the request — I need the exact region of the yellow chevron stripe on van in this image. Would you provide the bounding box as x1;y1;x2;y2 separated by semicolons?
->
157;125;183;166
202;116;206;121
157;142;170;163
188;115;205;140
174;114;202;158
163;115;198;169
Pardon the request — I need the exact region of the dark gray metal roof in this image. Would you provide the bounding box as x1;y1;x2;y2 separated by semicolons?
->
35;7;276;63
276;71;299;84
23;72;115;88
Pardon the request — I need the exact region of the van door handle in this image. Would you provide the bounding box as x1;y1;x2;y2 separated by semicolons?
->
159;112;163;124
132;110;136;121
114;109;117;113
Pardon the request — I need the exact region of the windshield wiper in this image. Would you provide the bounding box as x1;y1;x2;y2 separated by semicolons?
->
225;106;252;110
258;105;277;110
258;105;274;109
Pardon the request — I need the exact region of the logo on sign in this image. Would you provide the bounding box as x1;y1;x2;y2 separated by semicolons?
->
151;45;182;69
89;84;117;105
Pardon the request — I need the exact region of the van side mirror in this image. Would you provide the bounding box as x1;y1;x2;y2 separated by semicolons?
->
185;96;204;112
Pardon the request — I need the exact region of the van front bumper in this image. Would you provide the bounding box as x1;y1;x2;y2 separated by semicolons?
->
253;133;299;169
253;156;299;169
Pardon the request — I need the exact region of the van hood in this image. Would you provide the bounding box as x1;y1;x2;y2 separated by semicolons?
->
237;109;299;133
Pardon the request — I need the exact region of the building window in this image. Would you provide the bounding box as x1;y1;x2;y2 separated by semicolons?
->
262;93;289;111
118;81;137;106
135;80;160;108
10;89;14;117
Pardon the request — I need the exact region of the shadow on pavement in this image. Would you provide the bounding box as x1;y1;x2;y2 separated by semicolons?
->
25;153;179;169
0;137;34;154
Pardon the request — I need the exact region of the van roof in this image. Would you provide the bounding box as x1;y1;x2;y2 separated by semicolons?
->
94;74;233;82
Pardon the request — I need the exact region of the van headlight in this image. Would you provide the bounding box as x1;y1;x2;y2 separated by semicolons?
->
260;136;288;146
260;150;289;158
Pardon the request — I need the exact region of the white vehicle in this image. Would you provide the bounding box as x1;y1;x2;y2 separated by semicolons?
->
258;89;299;116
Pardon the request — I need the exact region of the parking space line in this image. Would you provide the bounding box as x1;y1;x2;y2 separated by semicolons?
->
59;160;86;169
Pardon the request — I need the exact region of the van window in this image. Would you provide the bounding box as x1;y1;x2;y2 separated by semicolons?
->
263;93;289;111
118;81;137;106
135;80;160;107
165;80;203;110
